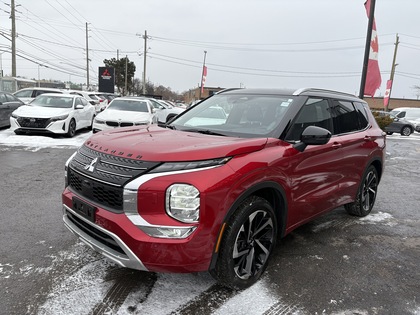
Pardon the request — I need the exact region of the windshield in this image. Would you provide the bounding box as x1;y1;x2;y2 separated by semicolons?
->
107;99;149;112
31;95;74;108
169;93;295;138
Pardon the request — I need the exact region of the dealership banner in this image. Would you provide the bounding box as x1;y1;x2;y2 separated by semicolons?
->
98;67;115;93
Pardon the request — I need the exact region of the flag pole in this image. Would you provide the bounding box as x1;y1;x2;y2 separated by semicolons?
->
359;0;376;99
199;50;207;99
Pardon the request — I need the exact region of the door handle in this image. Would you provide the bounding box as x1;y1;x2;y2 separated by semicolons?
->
332;142;342;149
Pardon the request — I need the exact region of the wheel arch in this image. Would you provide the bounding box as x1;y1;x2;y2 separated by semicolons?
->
370;157;383;183
208;181;288;271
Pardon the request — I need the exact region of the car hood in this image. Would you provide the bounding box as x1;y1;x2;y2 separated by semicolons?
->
84;125;268;161
13;105;71;118
97;109;152;122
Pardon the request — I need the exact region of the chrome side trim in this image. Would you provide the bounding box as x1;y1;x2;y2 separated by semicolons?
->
63;204;148;271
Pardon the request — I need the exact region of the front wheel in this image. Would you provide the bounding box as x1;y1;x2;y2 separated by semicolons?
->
345;165;378;217
400;126;412;136
211;196;277;290
66;119;76;137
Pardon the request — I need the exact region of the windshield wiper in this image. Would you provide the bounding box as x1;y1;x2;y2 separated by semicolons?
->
185;128;226;136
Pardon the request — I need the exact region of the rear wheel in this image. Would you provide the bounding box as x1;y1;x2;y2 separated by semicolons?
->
345;165;378;217
211;196;277;290
66;119;76;137
400;126;412;136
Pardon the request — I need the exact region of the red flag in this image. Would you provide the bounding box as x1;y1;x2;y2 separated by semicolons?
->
383;79;392;107
201;66;207;94
364;0;382;97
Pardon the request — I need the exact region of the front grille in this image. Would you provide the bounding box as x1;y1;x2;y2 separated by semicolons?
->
69;170;124;210
68;145;161;211
105;121;134;127
17;117;50;128
66;210;126;256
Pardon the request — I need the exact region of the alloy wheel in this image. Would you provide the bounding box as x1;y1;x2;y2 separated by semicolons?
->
361;170;378;212
232;210;274;280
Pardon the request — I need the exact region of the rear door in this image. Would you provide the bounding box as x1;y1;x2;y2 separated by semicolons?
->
330;100;373;202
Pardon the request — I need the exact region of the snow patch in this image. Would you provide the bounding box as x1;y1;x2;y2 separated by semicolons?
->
0;128;89;151
357;212;395;226
213;281;279;315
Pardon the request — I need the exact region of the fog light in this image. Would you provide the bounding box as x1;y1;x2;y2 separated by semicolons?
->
140;226;196;239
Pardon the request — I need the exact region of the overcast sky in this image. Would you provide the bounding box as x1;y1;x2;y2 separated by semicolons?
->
1;0;419;99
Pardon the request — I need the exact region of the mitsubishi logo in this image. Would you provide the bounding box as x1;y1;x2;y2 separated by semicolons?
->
84;157;99;173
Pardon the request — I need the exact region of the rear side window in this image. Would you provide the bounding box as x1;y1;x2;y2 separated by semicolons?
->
331;100;360;134
353;102;369;129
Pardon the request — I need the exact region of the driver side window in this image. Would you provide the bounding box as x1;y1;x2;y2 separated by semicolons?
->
285;98;333;142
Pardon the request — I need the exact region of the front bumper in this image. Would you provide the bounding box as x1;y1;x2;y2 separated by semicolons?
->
10;117;68;134
63;204;147;270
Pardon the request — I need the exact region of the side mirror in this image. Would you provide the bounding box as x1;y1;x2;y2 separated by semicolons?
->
293;126;332;152
75;104;84;110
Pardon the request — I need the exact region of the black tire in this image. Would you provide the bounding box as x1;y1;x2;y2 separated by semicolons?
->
211;196;277;290
345;165;378;217
66;119;76;137
88;115;95;131
400;126;412;136
166;114;177;123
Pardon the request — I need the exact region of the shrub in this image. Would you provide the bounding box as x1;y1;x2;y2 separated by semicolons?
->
371;111;393;131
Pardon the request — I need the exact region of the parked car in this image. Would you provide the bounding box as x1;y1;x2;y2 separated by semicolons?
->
390;107;420;133
89;92;112;111
62;88;385;290
372;110;414;136
148;98;185;124
64;90;101;112
414;118;420;133
10;93;95;137
0;91;24;128
13;87;64;104
92;97;158;133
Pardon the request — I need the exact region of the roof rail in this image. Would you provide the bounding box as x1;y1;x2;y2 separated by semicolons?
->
293;87;357;98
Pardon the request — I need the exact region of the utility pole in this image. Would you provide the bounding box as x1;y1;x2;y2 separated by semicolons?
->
11;0;16;77
85;22;90;89
142;30;147;95
386;34;400;111
124;55;128;96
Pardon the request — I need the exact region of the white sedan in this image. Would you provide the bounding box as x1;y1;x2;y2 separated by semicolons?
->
92;97;158;133
10;93;95;137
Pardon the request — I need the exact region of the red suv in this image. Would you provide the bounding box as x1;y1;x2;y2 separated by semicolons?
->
62;88;385;289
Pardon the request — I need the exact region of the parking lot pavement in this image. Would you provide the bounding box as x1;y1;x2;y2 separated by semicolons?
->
0;131;419;315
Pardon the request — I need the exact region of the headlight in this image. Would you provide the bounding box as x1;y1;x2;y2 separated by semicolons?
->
50;114;69;122
151;157;231;173
94;118;105;124
166;184;200;223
